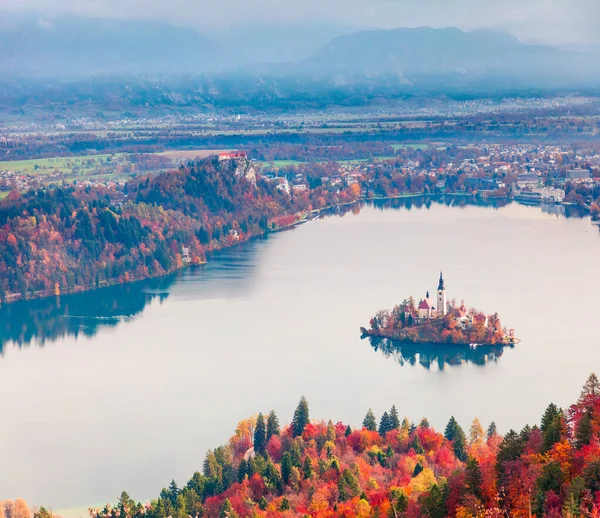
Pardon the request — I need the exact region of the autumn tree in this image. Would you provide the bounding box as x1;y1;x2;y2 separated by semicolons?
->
469;418;485;445
32;509;53;518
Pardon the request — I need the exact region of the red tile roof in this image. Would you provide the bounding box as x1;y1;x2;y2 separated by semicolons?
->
418;299;431;310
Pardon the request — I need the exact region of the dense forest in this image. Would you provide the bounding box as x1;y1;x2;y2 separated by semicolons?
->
81;374;600;517
0;156;359;302
0;154;445;303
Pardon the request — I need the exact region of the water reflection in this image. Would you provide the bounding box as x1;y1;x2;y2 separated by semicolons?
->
365;335;512;370
0;276;175;353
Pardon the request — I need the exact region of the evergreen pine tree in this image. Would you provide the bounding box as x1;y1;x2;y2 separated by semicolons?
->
465;457;483;499
541;403;560;434
413;462;424;477
281;452;293;485
219;499;239;518
266;410;280;442
444;417;468;461
576;409;594;449
379;412;392;436
420;417;430;429
253;413;267;455
419;484;447;518
444;416;459;441
345;425;352;437
388;489;409;517
487;421;497;439
338;469;361;501
411;433;425;454
363;409;377;431
497;430;525;482
291;397;310;437
580;373;600;403
279;498;290;511
237;459;248;483
542;413;564;453
303;456;313;479
390;405;401;430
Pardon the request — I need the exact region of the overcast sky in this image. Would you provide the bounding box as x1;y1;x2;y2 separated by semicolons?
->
1;0;599;44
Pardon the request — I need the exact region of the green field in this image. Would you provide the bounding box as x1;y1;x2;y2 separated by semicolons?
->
0;154;122;175
0;191;8;199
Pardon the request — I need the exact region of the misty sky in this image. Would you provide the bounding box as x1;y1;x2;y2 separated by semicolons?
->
1;0;599;44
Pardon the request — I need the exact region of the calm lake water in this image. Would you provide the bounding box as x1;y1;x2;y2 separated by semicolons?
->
1;197;599;511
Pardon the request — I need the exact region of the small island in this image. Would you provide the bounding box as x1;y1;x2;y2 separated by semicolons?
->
361;272;517;347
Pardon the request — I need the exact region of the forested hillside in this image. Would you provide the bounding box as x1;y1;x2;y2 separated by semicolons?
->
0;156;360;302
87;374;600;517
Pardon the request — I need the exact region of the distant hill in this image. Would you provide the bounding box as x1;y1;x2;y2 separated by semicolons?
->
207;22;364;63
301;27;600;86
0;16;238;77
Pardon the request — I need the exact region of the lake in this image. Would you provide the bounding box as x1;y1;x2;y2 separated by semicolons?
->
1;197;598;511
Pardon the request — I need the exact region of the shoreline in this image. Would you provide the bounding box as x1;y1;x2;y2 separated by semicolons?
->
361;327;520;347
1;191;590;306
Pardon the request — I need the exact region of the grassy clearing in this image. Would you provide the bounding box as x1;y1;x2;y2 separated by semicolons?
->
0;154;123;176
0;191;8;199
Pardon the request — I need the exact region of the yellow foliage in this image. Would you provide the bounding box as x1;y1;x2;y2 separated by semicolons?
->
409;468;437;493
367;477;379;490
355;499;371;518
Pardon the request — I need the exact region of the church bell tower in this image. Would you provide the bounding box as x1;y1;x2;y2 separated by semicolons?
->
437;271;447;316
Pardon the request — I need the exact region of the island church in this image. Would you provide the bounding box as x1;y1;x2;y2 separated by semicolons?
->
405;272;447;323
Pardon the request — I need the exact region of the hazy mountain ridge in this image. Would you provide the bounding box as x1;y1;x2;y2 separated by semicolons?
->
0;17;239;77
301;26;600;83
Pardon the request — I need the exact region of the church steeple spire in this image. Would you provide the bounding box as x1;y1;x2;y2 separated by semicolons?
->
437;271;447;316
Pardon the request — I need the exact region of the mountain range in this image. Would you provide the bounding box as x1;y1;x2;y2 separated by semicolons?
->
1;15;600;93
